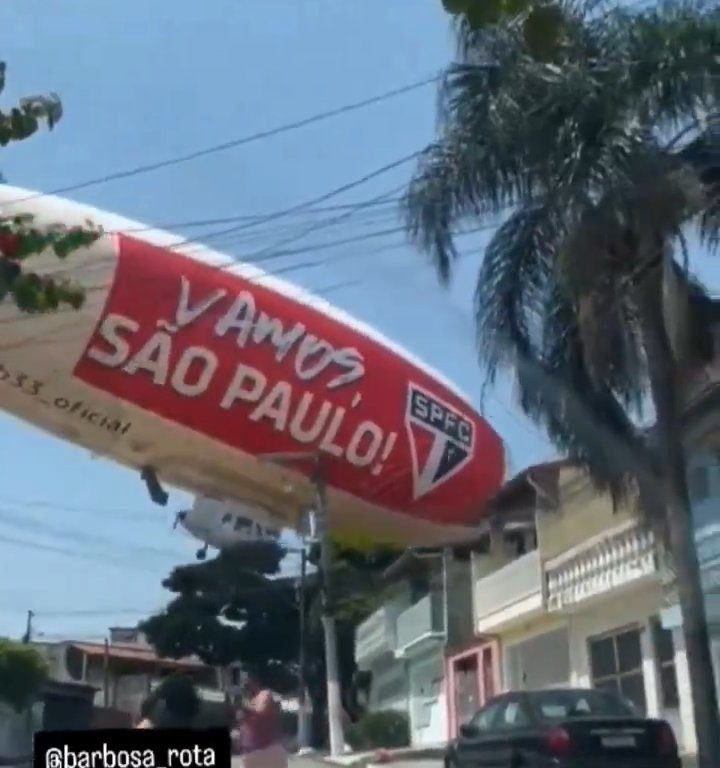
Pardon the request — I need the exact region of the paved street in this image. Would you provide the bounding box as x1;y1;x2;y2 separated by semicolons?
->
286;760;441;768
230;754;696;768
229;757;443;768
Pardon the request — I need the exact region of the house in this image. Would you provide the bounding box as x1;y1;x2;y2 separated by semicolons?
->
356;444;720;757
444;463;551;739
470;460;688;749
354;545;479;747
658;335;720;756
0;680;97;760
32;626;224;722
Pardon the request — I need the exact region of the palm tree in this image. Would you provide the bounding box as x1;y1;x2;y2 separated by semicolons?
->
404;0;719;762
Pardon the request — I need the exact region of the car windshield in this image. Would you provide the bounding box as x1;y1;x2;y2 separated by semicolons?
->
531;690;634;721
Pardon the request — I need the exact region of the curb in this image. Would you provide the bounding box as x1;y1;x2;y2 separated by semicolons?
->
323;747;446;766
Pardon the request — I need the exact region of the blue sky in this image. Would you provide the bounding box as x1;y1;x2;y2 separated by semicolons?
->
0;0;562;641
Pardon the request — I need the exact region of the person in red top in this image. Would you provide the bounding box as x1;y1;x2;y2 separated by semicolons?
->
234;667;288;768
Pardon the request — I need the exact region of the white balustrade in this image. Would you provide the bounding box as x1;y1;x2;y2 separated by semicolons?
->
546;524;659;612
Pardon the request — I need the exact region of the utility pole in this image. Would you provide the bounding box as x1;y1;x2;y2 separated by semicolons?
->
258;451;346;757
103;637;110;707
22;610;33;644
296;544;310;751
441;547;450;637
313;472;345;758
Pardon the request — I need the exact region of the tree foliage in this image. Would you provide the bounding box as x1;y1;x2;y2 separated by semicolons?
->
142;539;400;744
406;0;719;505
141;542;299;692
308;540;401;622
441;0;568;60
406;0;720;761
0;638;48;712
0;61;100;313
142;673;200;728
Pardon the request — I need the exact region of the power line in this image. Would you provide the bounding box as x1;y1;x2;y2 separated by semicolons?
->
0;225;496;350
0;532;166;573
111;195;406;236
0;496;166;519
9;75;439;202
30;608;161;618
165;159;416;252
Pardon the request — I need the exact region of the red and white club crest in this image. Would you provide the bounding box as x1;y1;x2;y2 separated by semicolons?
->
404;383;476;500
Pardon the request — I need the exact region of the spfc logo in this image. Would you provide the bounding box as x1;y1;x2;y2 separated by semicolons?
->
405;383;475;500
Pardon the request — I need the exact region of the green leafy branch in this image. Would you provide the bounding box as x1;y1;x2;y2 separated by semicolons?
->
0;60;103;313
0;62;63;146
442;0;571;61
0;218;101;312
0;638;48;712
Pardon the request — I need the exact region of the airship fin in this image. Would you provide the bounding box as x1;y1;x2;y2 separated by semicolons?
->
141;465;169;506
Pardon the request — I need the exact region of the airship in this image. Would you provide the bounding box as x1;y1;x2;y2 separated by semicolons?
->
0;185;506;546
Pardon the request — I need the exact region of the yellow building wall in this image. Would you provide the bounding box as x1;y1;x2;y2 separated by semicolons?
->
536;467;638;561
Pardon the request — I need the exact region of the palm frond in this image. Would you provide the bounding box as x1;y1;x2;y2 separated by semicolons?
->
515;284;653;507
474;203;562;383
600;0;720;128
679;121;720;252
405;0;719;502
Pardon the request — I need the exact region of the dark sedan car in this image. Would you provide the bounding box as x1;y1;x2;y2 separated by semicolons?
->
445;688;681;767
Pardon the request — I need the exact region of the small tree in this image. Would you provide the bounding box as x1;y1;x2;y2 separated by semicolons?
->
143;673;200;729
143;540;399;747
0;61;99;313
0;638;47;713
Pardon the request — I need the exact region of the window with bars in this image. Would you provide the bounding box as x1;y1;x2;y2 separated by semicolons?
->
588;626;646;714
651;617;679;709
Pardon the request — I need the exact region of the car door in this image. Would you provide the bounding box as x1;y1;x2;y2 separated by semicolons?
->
490;695;537;768
453;698;506;768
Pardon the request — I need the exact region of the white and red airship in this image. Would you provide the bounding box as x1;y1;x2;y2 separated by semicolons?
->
0;185;506;546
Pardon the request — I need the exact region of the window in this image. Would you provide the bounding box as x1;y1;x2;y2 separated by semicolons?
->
531;689;634;721
234;516;252;531
495;699;531;730
689;464;710;503
588;626;646;713
688;454;720;504
469;700;505;732
220;513;233;525
652;617;679;709
409;577;429;603
375;675;404;705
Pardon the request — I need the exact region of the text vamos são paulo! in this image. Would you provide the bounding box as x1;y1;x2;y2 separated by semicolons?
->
84;276;399;476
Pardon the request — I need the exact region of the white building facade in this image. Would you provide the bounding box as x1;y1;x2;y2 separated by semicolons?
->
659;395;720;755
354;551;478;747
472;464;691;752
355;578;447;747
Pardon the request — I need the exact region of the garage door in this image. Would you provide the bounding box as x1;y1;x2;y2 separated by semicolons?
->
409;654;446;745
505;627;570;691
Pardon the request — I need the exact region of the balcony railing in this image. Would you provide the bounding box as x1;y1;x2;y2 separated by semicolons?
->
475;549;543;629
355;606;395;665
395;592;444;654
546;523;658;612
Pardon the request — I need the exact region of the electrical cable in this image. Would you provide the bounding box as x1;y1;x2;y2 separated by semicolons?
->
111;195;407;236
7;75;440;203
